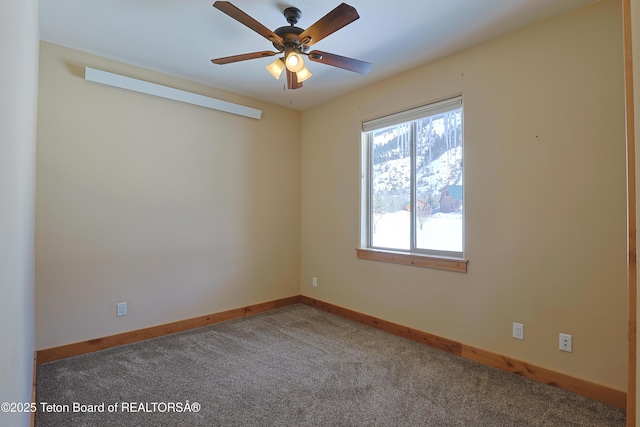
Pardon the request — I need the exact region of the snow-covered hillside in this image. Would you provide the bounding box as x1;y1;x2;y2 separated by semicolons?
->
372;146;462;209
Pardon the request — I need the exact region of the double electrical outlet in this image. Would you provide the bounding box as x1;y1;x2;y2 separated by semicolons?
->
512;322;572;352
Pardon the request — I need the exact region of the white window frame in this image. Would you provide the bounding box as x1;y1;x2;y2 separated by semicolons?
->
359;96;467;271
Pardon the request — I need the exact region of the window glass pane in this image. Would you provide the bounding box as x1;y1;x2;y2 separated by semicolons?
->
415;108;463;252
370;123;411;250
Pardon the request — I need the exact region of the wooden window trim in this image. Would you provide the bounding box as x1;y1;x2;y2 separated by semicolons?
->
356;248;468;273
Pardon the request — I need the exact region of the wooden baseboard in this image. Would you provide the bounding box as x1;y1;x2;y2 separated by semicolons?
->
461;346;627;409
36;295;301;364
299;296;627;409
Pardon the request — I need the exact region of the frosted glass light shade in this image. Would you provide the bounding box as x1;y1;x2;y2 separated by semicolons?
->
296;66;312;83
266;58;285;80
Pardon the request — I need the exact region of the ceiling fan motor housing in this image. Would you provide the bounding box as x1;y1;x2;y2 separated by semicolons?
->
273;26;308;52
273;7;310;52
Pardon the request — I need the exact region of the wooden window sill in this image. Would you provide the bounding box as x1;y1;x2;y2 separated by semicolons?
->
356;248;468;273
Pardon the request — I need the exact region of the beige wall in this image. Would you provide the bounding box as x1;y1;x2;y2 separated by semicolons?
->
301;0;627;390
35;42;301;349
0;1;38;426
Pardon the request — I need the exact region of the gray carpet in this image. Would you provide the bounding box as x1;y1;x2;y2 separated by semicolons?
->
36;304;626;426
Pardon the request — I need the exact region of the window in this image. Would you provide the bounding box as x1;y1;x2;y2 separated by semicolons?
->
360;97;464;266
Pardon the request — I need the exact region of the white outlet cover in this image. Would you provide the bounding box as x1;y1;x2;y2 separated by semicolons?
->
559;333;573;352
512;323;524;340
117;302;127;317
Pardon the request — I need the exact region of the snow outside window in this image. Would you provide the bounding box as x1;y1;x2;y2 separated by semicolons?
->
362;96;464;259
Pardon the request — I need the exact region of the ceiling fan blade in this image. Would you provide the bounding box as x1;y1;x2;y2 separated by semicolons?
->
213;1;283;45
286;69;303;90
211;51;278;65
307;50;372;74
298;3;359;47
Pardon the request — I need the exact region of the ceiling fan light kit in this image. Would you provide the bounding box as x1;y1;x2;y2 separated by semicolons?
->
211;1;372;90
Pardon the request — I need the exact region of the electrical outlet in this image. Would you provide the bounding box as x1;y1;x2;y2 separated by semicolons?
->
117;302;127;317
312;277;318;288
512;323;524;340
559;333;572;352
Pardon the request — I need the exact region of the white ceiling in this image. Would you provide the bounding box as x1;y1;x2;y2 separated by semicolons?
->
39;0;597;111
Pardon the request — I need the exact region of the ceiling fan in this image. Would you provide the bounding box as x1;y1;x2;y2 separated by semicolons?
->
211;1;372;89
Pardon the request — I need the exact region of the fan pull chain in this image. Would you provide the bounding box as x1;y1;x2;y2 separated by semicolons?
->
283;83;294;105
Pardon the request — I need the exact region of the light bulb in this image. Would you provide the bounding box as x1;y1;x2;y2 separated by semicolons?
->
285;51;304;73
